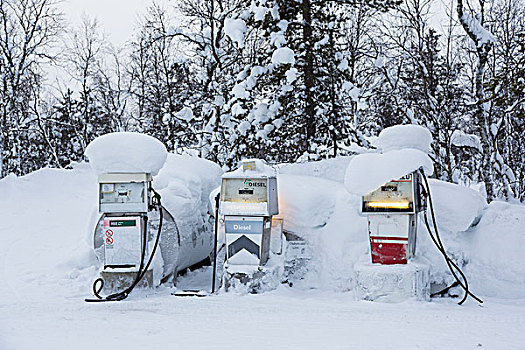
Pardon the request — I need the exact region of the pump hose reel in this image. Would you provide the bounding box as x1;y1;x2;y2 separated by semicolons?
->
417;168;483;305
85;189;163;303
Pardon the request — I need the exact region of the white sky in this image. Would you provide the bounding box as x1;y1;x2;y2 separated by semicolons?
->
59;0;169;47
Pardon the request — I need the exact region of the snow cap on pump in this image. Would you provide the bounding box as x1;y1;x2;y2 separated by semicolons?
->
225;159;276;177
85;132;168;175
373;124;432;153
344;124;434;195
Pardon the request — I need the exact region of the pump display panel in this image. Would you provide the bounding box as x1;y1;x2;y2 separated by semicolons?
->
362;174;416;214
220;175;278;216
221;178;269;203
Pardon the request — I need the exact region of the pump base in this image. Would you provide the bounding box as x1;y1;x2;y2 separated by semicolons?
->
223;265;281;293
101;269;153;292
354;260;430;302
282;234;312;287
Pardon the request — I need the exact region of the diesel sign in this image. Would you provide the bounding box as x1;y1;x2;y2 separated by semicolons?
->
225;217;264;234
243;179;267;187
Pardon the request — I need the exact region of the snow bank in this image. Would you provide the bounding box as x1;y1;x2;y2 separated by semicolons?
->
85;132;167;175
278;174;340;233
427;179;487;232
373;124;432;153
279;157;352;183
0;163;99;302
154;154;223;216
465;201;525;298
344;149;433;195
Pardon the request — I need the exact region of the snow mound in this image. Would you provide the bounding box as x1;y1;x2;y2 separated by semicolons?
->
373;124;432;153
85;132;167;175
278;174;340;233
466;201;525;298
279;157;352;183
153;154;222;270
428;179;487;232
154;153;223;218
344;149;434;195
276;173;367;290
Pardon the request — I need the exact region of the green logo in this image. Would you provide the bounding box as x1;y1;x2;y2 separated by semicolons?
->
243;179;266;187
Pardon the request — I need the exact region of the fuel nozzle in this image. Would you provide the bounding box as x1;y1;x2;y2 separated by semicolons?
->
152;191;161;207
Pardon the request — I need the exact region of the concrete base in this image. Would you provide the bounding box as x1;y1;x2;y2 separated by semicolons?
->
354;260;430;302
101;269;153;293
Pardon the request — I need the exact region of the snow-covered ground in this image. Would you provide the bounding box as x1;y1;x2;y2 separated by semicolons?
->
1;158;525;349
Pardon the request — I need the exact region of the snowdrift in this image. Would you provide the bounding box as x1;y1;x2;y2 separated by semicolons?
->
275;155;525;298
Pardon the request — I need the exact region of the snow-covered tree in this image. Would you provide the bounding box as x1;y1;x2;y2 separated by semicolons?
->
0;0;63;176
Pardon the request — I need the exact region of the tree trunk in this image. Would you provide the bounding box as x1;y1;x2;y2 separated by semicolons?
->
302;0;316;144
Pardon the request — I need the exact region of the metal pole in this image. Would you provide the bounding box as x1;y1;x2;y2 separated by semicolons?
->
211;193;220;293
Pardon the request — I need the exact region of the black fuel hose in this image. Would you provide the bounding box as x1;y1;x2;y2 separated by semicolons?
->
85;190;163;302
419;169;483;305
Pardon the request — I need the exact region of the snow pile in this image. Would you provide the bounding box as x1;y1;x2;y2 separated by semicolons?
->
466;201;525;298
85;132;167;176
345;149;433;195
427;179;487;232
279;156;352;183
154;153;223;218
372;124;432;153
154;154;222;269
415;179;488;285
276;172;368;290
0;163;99;303
278;174;340;233
224;18;247;48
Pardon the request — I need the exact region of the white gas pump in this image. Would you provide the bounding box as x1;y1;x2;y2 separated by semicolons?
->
99;173;151;269
219;160;282;292
86;172;163;302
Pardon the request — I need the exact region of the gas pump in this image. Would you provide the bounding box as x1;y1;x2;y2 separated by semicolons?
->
219;160;282;292
86;172;163;302
362;171;425;264
353;171;430;301
356;169;483;304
